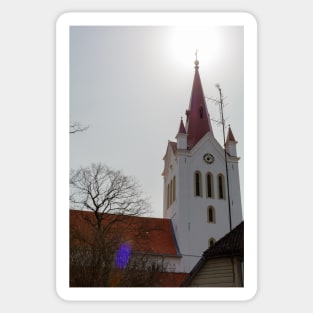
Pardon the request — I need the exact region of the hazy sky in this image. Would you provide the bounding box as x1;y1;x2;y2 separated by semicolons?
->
70;26;244;218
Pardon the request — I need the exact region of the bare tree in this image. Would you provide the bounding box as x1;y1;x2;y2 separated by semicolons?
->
70;122;89;134
70;163;161;287
70;163;151;223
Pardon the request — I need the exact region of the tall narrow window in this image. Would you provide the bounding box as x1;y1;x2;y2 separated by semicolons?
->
206;172;214;198
173;176;176;202
207;206;216;223
170;180;173;205
167;184;170;208
194;171;202;196
218;174;226;199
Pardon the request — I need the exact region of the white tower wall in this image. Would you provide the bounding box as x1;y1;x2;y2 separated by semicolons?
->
163;133;243;273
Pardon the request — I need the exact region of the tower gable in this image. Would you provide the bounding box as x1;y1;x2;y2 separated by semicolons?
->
162;141;177;177
189;131;225;163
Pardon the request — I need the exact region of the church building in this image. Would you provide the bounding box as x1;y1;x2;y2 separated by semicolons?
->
161;57;243;273
70;57;243;286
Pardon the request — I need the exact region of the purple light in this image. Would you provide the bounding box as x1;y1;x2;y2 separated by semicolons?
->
115;243;131;269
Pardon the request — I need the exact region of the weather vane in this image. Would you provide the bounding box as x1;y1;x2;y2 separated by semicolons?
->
195;49;198;61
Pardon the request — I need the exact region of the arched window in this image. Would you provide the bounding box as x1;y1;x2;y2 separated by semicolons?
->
218;174;226;199
208;238;216;248
170;180;173;205
173;176;176;202
194;171;202;197
206;172;214;198
207;206;216;223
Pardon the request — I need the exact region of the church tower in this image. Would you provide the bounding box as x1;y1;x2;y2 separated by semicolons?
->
162;58;243;273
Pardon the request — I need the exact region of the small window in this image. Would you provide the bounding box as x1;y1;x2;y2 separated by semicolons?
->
207;206;216;223
208;238;216;248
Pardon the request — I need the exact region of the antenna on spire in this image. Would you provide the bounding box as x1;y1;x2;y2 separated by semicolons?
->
216;84;233;232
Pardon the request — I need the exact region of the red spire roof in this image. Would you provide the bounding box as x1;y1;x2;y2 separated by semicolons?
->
177;118;186;135
225;126;237;145
185;60;214;149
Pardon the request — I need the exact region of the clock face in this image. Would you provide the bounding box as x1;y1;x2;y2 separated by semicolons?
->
203;153;214;164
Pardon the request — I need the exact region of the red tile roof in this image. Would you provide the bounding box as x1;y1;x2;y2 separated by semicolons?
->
70;209;180;256
70;210;186;287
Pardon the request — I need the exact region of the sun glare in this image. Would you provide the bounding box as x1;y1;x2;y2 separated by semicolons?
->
169;26;222;69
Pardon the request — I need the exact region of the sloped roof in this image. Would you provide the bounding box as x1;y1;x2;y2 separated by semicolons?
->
225;126;237;146
169;141;177;154
181;221;244;286
162;141;178;176
204;221;243;258
162;140;177;160
70;209;180;257
70;210;185;287
176;118;187;136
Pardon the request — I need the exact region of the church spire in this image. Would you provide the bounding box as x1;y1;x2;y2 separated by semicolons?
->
225;126;237;144
176;118;187;150
177;117;186;135
185;56;214;149
225;125;238;157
